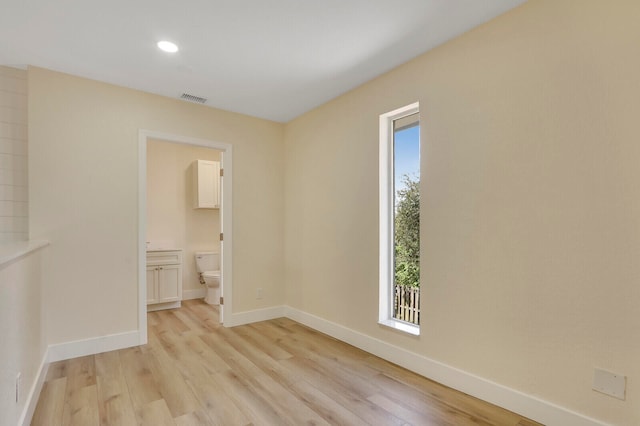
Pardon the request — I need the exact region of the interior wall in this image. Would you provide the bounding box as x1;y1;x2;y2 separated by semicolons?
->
146;139;221;295
0;66;28;242
28;66;285;345
283;1;640;424
0;247;46;425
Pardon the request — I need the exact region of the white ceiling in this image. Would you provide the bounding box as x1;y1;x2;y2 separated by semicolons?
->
0;0;525;122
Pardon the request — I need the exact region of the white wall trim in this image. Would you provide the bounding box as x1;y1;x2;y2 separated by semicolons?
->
137;132;148;345
18;347;49;426
146;301;180;312
379;102;419;326
224;305;286;327
0;239;49;269
284;306;608;426
30;301;608;425
47;330;140;363
138;129;233;340
183;288;206;300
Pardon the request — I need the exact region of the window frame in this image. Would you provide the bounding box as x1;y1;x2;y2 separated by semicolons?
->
379;102;420;336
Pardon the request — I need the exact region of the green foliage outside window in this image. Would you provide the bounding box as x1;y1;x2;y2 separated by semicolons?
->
394;175;420;288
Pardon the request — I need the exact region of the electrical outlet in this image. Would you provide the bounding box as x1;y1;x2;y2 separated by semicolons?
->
256;288;263;299
15;372;21;404
593;368;626;400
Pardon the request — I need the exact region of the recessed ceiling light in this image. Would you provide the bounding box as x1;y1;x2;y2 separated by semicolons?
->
157;41;178;53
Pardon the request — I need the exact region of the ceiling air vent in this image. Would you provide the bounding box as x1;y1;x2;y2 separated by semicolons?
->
180;93;207;104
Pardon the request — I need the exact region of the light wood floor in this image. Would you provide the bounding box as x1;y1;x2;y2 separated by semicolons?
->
32;299;542;425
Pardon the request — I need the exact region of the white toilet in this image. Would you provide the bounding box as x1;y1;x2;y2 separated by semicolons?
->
195;252;221;305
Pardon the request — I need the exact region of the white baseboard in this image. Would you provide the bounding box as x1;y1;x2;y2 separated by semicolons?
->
18;347;49;426
147;301;181;312
32;303;607;426
224;305;286;327
47;330;140;363
284;307;607;426
183;288;206;300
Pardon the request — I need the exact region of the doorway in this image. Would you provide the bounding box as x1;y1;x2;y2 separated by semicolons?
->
138;130;233;345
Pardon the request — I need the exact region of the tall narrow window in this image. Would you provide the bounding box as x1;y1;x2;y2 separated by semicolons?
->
379;103;420;335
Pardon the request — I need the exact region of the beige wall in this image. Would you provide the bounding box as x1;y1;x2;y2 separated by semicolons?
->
28;66;285;344
147;139;221;294
0;66;28;242
284;1;640;424
0;246;47;425
22;0;640;423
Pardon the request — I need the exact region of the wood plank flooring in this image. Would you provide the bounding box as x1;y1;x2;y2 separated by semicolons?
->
32;299;543;425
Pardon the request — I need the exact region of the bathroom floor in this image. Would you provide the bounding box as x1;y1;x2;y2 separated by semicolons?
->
32;299;542;425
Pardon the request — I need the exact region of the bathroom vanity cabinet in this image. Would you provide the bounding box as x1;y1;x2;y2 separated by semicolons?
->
146;249;183;311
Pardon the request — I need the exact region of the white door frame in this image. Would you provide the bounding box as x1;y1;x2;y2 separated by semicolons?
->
138;129;233;344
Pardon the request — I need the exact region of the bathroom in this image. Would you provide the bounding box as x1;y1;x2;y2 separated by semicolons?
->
146;138;222;317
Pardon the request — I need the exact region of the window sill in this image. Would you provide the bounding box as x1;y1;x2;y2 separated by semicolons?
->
379;318;420;336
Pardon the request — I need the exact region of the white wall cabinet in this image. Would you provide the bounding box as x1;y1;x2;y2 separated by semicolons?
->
193;159;220;209
147;250;183;311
